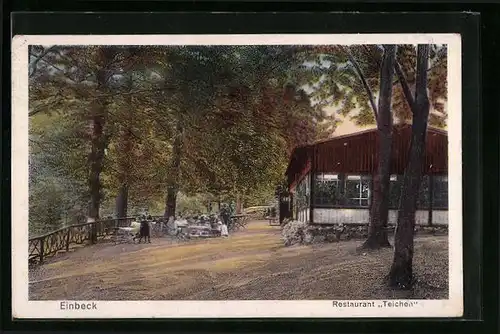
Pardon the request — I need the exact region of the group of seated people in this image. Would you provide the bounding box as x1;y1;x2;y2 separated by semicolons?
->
132;206;238;239
174;213;229;237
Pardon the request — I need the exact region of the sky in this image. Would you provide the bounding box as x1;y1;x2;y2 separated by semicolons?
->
325;102;448;138
301;47;448;137
332;114;376;136
323;106;374;137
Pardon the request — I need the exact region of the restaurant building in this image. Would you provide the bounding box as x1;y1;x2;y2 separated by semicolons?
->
283;125;448;226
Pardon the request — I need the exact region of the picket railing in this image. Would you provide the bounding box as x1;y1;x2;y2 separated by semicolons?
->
28;216;164;266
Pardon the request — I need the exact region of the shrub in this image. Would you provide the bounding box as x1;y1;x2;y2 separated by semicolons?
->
281;220;310;246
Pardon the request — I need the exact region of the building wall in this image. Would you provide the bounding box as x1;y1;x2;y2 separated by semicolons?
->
298;209;309;223
313;208;448;225
430;210;448;225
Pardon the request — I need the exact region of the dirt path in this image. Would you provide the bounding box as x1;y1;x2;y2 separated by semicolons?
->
29;220;449;300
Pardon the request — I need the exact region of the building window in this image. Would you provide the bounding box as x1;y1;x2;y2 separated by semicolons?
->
417;175;430;209
313;173;340;206
389;175;432;209
432;175;448;209
345;175;371;207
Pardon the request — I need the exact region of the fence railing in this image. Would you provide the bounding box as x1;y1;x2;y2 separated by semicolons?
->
28;216;164;266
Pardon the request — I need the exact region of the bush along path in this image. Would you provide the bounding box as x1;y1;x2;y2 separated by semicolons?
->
281;220;448;247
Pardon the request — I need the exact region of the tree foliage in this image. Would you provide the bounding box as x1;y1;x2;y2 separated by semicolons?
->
295;44;447;128
28;45;333;235
28;43;447;237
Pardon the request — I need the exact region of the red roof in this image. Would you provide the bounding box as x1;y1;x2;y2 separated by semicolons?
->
285;124;448;188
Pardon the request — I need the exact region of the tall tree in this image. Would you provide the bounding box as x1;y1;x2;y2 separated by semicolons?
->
26;45;359;234
362;45;397;249
114;72;133;219
388;45;432;288
155;46;235;218
296;45;447;248
29;46;151;224
295;45;393;248
181;46;331;209
297;45;396;248
88;48;112;219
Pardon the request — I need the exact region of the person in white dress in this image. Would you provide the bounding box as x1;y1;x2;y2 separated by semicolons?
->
220;222;229;237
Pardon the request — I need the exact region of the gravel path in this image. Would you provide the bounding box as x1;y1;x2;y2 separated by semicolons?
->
29;221;449;300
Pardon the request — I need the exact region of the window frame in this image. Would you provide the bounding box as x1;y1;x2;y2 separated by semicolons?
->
313;173;341;207
308;172;449;211
388;174;448;210
417;175;431;210
432;174;449;210
344;174;371;208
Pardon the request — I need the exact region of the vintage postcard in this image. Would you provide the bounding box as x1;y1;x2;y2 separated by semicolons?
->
12;33;462;318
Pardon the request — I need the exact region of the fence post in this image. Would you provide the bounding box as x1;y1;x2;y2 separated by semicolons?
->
90;224;94;244
66;228;71;252
91;222;97;244
39;237;44;264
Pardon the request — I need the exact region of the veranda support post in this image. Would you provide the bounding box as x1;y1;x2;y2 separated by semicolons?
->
309;146;317;224
428;172;434;226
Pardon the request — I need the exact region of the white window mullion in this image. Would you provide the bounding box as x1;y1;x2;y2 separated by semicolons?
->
359;179;362;203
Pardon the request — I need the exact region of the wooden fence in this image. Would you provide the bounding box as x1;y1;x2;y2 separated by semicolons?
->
28;216;164;266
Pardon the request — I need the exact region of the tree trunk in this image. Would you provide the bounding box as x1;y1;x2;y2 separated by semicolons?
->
115;184;129;218
88;112;106;243
236;194;243;214
362;45;397;249
88;115;105;220
389;45;431;289
88;49;115;242
164;121;184;219
115;73;133;220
